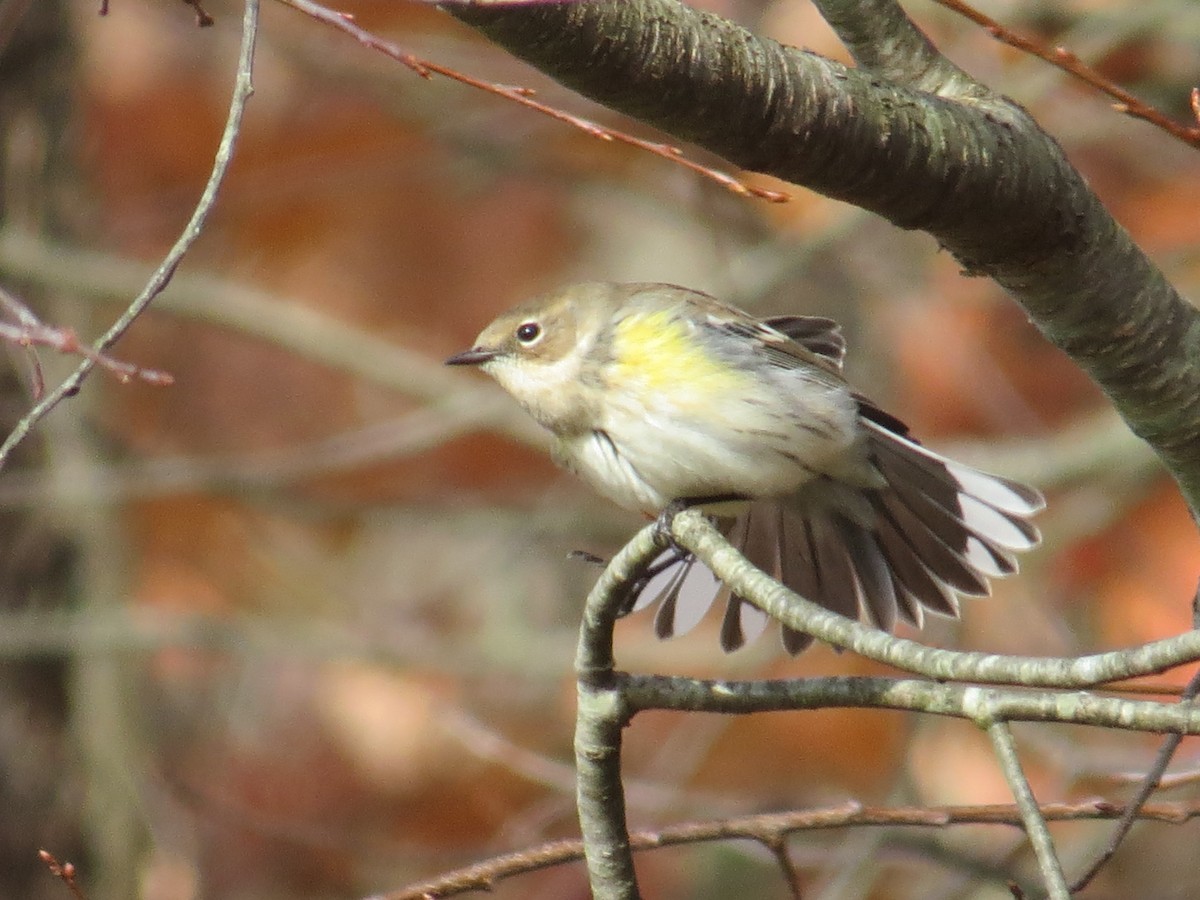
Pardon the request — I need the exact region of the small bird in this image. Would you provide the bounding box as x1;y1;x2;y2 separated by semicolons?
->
446;282;1043;654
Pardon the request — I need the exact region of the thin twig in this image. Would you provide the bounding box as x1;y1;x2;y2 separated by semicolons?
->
274;0;788;203
0;317;172;393
931;0;1200;147
0;0;259;471
1110;767;1200;790
984;720;1069;900
1070;585;1200;892
767;838;803;900
38;850;88;900
181;0;214;27
96;0;212;26
0;229;545;448
1096;680;1190;697
376;797;1200;899
0;285;45;395
0;283;41;329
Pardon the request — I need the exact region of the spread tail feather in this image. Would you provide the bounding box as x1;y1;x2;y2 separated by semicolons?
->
626;421;1043;655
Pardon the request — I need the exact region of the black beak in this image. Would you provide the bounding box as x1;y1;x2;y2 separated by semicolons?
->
445;347;498;367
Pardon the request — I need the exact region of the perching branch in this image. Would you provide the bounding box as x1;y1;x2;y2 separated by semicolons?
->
570;512;1200;896
670;511;1200;688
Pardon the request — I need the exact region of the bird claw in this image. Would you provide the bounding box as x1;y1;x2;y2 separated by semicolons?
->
653;499;692;553
653;494;741;549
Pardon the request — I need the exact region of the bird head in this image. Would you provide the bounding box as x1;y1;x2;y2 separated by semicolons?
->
446;284;620;433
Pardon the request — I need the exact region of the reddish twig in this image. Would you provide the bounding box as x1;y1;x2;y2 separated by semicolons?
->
376;798;1200;899
0;288;172;394
97;0;212;25
38;850;87;900
0;320;173;392
275;0;789;203
767;838;803;900
931;0;1200;148
1096;680;1189;697
182;0;215;27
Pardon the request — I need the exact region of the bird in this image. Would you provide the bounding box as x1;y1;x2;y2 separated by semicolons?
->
446;282;1044;654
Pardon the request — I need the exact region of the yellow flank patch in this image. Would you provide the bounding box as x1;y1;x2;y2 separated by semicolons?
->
611;309;750;399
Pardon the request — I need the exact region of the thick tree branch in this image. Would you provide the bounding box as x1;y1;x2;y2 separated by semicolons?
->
813;0;975;93
446;0;1200;513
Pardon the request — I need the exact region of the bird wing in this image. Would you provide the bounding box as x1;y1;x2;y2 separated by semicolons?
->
624;283;847;378
699;311;848;380
761;315;846;368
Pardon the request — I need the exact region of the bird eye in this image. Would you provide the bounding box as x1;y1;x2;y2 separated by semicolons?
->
515;321;542;344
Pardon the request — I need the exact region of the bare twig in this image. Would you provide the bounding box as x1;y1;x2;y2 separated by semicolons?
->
182;0;214;27
0;321;175;387
0;230;544;450
0;0;259;471
767;839;803;900
376;797;1200;899
96;0;212;25
931;0;1200;147
0;285;45;395
1098;680;1190;697
274;0;788;203
0;288;173;394
38;850;87;900
984;720;1069;900
1070;585;1200;892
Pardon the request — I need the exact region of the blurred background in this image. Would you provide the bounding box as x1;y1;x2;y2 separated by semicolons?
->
0;0;1198;898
